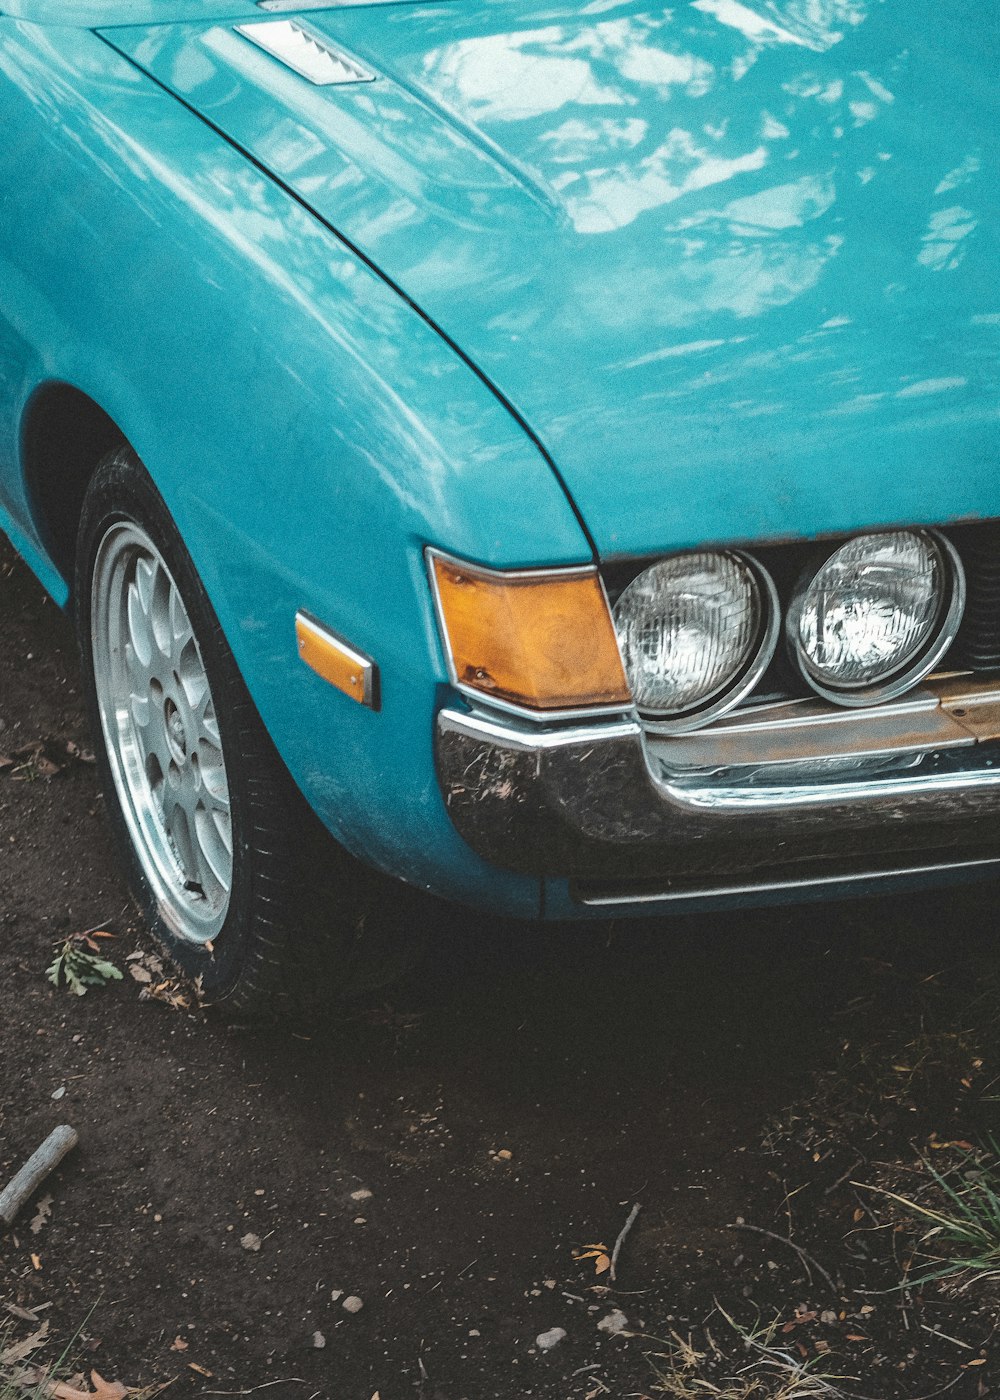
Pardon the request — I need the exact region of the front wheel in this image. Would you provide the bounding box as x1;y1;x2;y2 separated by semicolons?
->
75;447;422;1013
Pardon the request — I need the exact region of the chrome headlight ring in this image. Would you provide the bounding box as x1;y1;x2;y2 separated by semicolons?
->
612;548;780;735
785;528;966;707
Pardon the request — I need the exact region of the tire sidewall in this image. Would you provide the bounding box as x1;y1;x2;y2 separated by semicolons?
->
75;448;281;1003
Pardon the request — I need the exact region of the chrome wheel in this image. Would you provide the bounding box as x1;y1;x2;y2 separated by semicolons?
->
91;521;233;944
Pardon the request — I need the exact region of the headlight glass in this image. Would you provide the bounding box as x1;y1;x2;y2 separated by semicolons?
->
789;529;962;702
612;551;775;722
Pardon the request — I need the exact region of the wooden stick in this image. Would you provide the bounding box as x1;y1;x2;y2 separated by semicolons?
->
0;1125;78;1226
609;1202;641;1283
728;1221;839;1297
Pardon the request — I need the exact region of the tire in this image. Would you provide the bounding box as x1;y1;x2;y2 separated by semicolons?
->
74;446;423;1015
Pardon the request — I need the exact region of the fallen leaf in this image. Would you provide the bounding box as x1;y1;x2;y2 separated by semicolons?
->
573;1243;612;1275
128;965;153;985
0;1321;49;1365
31;1253;42;1271
30;1194;53;1234
170;1337;188;1352
90;1370;130;1399
51;1370;130;1400
4;1303;43;1323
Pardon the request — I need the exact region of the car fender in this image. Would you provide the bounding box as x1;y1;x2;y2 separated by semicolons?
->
0;21;588;912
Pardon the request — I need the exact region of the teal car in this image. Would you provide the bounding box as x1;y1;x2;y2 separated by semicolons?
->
0;0;997;1007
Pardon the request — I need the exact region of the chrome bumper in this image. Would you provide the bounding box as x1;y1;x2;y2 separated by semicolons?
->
435;675;1000;903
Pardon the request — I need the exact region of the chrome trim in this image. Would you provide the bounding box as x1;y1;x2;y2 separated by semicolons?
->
295;610;378;709
630;550;781;735
655;683;974;775
235;21;376;85
937;675;1000;742
573;853;1000;907
437;705;642;753
435;673;1000;888
425;547;634;725
427;547;600;588
786;529;967;708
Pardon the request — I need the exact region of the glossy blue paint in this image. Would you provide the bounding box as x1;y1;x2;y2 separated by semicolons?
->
0;2;258;24
0;14;595;918
0;2;996;921
109;0;1000;560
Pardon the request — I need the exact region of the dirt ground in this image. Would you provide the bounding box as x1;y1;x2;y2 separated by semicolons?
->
2;532;1000;1400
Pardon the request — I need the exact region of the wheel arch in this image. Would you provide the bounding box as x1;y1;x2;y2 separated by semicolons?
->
21;380;129;591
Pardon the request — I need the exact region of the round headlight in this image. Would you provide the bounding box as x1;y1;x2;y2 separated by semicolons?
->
612;550;778;728
788;529;964;705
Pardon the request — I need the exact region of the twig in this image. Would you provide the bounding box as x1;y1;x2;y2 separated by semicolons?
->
918;1324;972;1350
0;1125;78;1227
824;1160;865;1197
610;1202;641;1283
728;1222;838;1297
197;1383;307;1397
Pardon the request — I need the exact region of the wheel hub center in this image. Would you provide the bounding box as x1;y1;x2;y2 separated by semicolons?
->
164;698;187;760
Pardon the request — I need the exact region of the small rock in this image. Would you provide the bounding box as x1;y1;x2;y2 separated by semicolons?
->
543;1280;557;1290
240;1233;262;1252
821;1310;838;1325
353;1217;367;1225
51;1087;66;1101
312;1331;326;1350
495;1149;513;1161
350;1188;373;1203
331;1290;344;1303
597;1309;628;1336
468;1329;480;1337
535;1327;566;1352
342;1296;364;1314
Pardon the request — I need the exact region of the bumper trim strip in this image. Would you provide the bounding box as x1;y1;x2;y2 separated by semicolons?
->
573;852;1000;906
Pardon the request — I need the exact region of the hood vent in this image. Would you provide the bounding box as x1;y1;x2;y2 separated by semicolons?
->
234;20;375;85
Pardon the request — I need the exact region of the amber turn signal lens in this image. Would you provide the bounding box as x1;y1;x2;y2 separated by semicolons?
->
295;612;379;710
430;554;630;712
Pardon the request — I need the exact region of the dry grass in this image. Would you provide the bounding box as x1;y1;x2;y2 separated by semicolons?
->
645;1312;850;1400
0;1313;164;1400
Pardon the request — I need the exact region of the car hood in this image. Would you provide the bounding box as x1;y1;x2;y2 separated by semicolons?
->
107;1;1000;559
